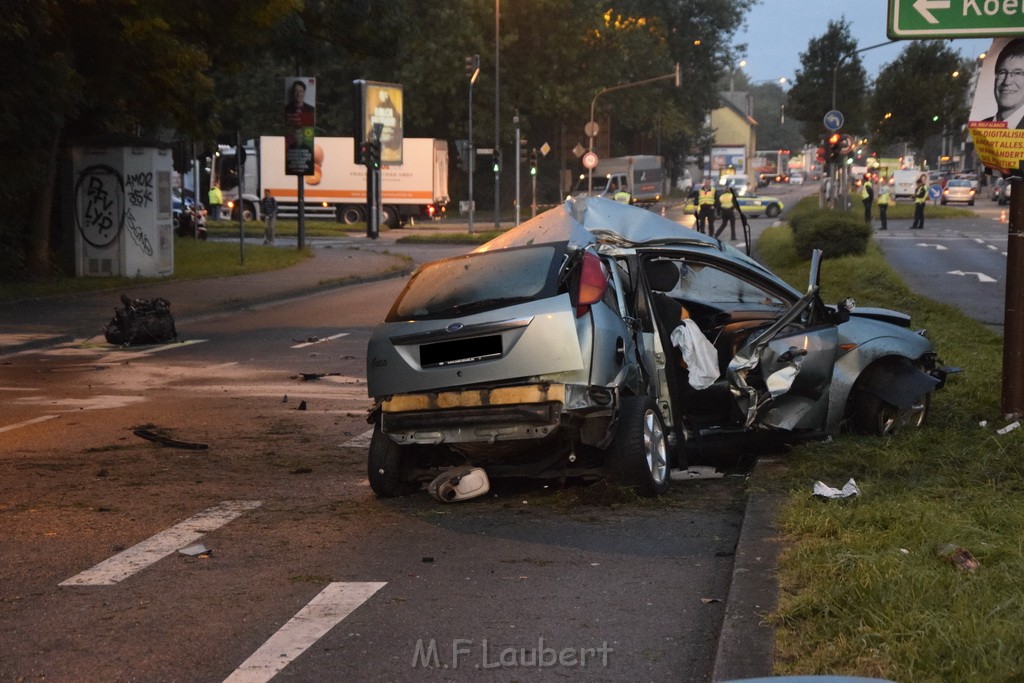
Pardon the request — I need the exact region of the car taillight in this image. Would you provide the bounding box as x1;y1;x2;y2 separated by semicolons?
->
427;204;436;218
576;251;608;318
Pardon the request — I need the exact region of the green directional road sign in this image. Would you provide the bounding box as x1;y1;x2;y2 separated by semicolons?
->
889;0;1024;38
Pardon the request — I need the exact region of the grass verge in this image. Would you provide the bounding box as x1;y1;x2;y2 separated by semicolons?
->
0;238;310;302
758;223;1023;680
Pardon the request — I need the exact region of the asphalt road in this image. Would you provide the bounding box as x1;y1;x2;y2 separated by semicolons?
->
1;261;752;681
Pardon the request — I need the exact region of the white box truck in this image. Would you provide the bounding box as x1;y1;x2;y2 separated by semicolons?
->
589;155;664;205
212;136;449;227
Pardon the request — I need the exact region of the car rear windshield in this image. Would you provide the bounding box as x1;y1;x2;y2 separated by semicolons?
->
386;244;567;321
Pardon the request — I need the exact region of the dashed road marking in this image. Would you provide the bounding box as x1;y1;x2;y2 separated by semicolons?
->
60;500;262;586
223;581;386;683
291;333;349;349
0;414;58;434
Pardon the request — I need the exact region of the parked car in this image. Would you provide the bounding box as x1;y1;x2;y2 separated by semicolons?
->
365;198;946;497
941;179;976;206
173;196;208;239
990;177;1010;205
789;173;804;185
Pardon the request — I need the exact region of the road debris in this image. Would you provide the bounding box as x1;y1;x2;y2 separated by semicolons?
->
427;466;490;503
133;428;208;450
937;544;980;572
178;543;211;558
812;478;860;499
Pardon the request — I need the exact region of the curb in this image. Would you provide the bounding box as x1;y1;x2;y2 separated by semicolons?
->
711;491;782;681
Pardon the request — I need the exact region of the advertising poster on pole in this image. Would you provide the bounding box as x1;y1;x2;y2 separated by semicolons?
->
968;38;1024;176
354;81;404;166
284;77;316;176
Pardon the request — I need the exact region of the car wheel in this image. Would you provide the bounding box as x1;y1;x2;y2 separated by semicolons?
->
339;205;365;225
765;203;781;218
851;391;930;436
368;426;421;497
608;396;670;497
940;199;947;205
969;200;975;206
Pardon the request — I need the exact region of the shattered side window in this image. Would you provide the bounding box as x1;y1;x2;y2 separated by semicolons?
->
386;243;566;321
674;261;788;309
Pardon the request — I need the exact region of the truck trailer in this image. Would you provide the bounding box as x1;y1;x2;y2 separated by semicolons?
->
212;136;449;228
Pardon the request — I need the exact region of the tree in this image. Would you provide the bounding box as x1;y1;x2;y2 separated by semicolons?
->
787;19;867;144
0;0;299;277
869;41;971;159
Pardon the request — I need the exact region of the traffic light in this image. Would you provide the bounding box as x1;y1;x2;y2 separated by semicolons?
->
828;133;842;162
465;54;480;81
359;140;371;166
529;149;538;176
519;138;528;163
491;151;500;174
368;139;381;169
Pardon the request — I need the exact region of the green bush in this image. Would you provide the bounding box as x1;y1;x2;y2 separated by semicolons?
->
789;207;870;261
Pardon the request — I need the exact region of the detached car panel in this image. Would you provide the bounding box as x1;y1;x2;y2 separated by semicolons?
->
365;197;945;497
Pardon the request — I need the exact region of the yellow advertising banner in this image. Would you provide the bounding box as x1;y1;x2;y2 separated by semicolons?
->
969;38;1024;175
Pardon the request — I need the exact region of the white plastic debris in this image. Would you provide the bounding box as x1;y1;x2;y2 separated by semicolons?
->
997;421;1020;435
427;466;490;503
178;543;211;557
813;478;861;499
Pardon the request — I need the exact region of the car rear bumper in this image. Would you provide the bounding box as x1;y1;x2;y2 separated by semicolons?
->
380;382;615;446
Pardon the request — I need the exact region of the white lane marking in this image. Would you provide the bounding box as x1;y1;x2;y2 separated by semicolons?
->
223;581;386;683
60;500;262;586
341;429;374;448
916;243;948;250
988;244;1000;251
0;414;59;434
13;395;146;411
947;270;997;283
974;238;986;244
291;333;350;349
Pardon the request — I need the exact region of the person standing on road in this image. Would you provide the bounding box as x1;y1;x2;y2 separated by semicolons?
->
714;188;737;240
261;189;278;245
910;174;927;229
614;184;632;203
695;179;717;235
860;174;874;224
877;180;890;231
208;182;223;221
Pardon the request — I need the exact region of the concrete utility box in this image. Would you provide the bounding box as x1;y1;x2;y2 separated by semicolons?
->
71;141;174;277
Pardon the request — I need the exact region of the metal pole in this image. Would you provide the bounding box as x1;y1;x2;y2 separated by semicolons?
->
468;78;475;235
236;130;245;265
494;0;500;230
1003;176;1024;415
514;111;520;225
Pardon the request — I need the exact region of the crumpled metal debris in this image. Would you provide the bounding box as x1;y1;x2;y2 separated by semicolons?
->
813;478;860;499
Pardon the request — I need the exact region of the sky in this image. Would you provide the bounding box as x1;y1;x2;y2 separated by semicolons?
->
735;0;992;85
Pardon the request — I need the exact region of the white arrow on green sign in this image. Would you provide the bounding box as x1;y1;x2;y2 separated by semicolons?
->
889;0;1024;38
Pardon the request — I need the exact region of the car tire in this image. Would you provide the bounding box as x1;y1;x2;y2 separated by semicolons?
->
368;426;421;497
765;203;781;218
851;390;930;436
608;396;670;497
969;200;975;206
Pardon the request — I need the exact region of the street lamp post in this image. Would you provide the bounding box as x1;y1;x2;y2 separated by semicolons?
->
494;0;500;229
587;64;680;193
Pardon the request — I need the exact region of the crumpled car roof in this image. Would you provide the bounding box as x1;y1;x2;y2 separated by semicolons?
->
473;196;718;253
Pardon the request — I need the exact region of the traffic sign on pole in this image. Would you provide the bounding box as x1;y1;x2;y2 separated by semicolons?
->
889;0;1024;38
824;110;844;131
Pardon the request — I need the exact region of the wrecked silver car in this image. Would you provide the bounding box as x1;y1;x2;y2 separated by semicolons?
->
366;197;945;497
